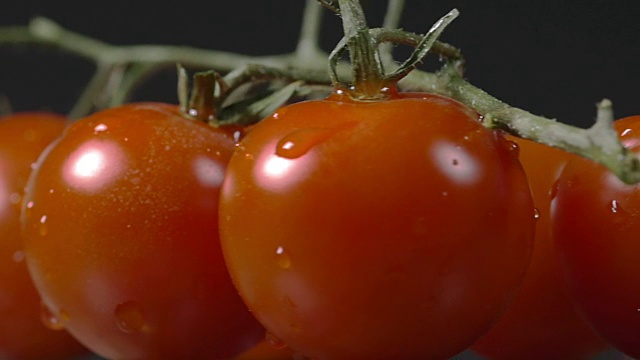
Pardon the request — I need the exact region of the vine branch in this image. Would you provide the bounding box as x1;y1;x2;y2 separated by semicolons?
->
0;9;638;184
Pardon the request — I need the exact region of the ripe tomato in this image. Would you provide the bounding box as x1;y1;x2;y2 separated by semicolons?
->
0;112;91;360
219;90;535;359
21;103;264;359
552;115;640;359
233;339;295;360
472;137;607;359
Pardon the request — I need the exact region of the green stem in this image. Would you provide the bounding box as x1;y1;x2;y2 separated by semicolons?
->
337;0;386;98
379;0;405;68
295;0;326;66
0;13;638;184
68;63;121;119
404;69;640;184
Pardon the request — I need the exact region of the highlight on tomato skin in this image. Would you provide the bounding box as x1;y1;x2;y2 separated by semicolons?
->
219;91;536;360
552;115;640;360
20;103;264;360
0;112;92;360
472;136;609;359
233;338;295;360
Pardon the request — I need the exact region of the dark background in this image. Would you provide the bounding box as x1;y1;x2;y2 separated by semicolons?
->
0;0;638;128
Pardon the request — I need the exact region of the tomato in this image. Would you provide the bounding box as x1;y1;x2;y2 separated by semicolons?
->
219;90;535;359
552;115;640;359
472;136;607;359
233;339;295;360
21;103;264;360
0;112;91;360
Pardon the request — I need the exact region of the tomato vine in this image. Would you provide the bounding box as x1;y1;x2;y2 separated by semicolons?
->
1;0;637;185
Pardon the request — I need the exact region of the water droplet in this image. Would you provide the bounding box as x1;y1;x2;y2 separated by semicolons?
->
26;201;35;209
275;246;291;269
115;300;145;333
265;331;287;350
39;215;48;236
610;199;632;224
275;128;332;159
233;130;242;142
40;302;67;331
549;179;560;200
276;123;356;159
12;250;25;263
611;199;621;213
533;208;541;220
94;123;108;134
506;140;520;156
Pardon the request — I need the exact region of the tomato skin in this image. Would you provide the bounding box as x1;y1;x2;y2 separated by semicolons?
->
21;103;263;360
552;115;640;359
0;112;91;360
219;92;535;359
233;339;295;360
472;137;607;359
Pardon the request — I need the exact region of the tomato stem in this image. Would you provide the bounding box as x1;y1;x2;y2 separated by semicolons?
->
328;0;460;100
1;5;639;184
423;68;640;184
295;0;327;69
336;0;387;99
379;0;406;69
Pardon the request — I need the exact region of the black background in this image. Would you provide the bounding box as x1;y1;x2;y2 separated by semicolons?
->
0;1;638;128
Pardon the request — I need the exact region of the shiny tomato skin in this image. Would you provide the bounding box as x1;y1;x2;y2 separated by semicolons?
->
233;339;295;360
21;103;263;360
219;92;535;360
552;115;640;359
0;113;91;360
472;137;607;359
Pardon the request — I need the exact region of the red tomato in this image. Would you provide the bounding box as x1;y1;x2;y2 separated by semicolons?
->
219;90;535;359
21;103;264;359
472;137;607;359
552;115;640;359
0;112;91;360
233;339;295;360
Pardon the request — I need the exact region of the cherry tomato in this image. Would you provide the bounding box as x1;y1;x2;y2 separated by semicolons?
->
552;115;640;359
472;136;607;359
0;112;91;360
234;338;295;360
219;90;535;359
21;103;264;359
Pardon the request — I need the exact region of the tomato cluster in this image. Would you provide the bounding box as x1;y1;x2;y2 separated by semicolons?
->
3;88;640;359
0;113;90;360
552;116;640;360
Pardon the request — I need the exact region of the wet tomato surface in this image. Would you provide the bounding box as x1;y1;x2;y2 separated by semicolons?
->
219;91;535;359
21;103;264;360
